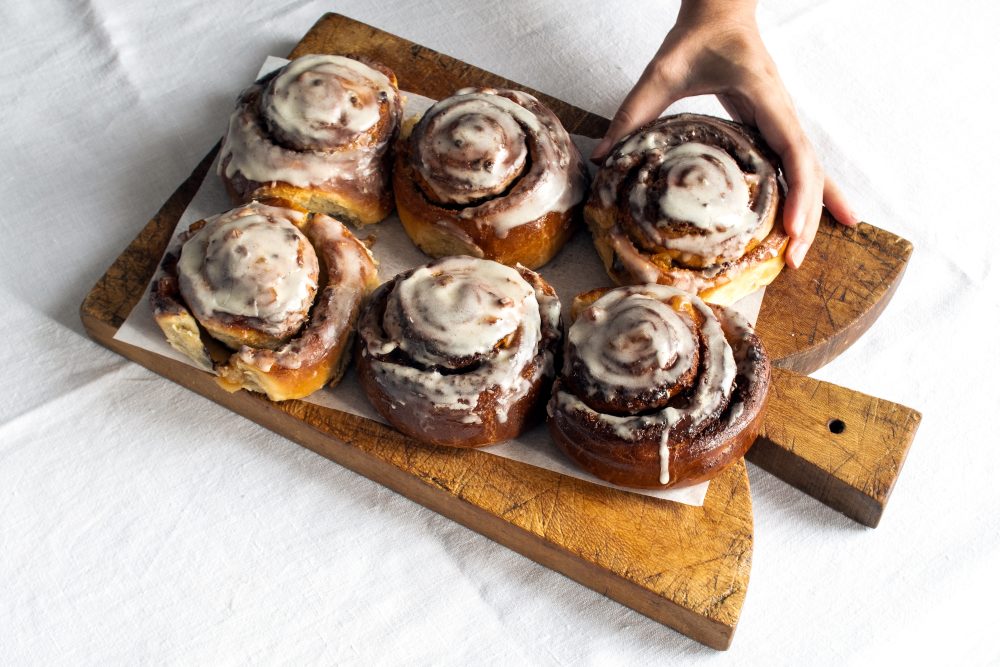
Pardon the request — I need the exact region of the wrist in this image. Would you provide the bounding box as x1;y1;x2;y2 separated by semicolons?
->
677;0;757;28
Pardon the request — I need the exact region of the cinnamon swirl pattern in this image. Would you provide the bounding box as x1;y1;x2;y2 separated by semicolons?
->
219;54;402;226
393;88;588;269
151;201;379;401
586;113;788;305
548;284;770;489
356;256;562;447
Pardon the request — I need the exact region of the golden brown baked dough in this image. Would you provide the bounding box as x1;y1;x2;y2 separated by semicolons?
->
586;113;788;305
548;284;770;489
356;256;562;447
151;200;379;401
218;54;402;226
393;88;588;269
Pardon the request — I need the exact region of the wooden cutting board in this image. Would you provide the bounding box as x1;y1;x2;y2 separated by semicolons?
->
79;14;921;650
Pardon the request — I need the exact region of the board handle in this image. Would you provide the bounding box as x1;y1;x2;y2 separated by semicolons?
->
747;367;921;527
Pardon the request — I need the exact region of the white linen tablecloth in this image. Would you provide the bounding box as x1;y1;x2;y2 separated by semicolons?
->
2;1;998;663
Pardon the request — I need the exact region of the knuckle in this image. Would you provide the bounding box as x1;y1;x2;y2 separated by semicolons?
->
651;56;676;87
812;163;825;183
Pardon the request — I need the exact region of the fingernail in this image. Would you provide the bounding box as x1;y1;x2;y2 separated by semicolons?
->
787;241;807;268
590;137;612;164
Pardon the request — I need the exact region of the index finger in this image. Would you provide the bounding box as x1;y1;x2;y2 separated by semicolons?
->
591;57;682;163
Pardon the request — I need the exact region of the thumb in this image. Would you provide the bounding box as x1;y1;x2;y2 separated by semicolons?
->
591;56;684;163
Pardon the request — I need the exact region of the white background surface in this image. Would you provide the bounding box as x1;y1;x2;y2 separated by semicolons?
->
3;1;998;663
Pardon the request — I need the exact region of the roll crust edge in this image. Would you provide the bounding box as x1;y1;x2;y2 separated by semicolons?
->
356;259;562;447
151;200;379;402
548;286;771;489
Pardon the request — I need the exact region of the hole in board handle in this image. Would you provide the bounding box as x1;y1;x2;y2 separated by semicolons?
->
828;419;846;434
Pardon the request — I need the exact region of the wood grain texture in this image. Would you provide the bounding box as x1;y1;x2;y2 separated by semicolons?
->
756;213;914;374
751;367;921;527
79;13;920;649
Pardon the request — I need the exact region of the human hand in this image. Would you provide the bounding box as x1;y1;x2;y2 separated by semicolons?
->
591;0;858;268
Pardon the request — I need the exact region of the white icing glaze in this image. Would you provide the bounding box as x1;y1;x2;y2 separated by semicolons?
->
383;257;539;368
652;143;752;228
605;227;664;284
266;55;394;147
410;88;587;238
594;114;778;266
717;304;757;367
727;400;745;425
417;96;528;204
554;284;737;440
570;292;696;395
629;142;761;261
177;203;318;336
363;257;559;419
219;54;400;191
234;211;377;372
684;298;736;426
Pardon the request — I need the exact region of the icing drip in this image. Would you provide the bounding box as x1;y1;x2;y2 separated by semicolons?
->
658;410;682;486
409;88;587;238
659;427;671;485
177;203;318;338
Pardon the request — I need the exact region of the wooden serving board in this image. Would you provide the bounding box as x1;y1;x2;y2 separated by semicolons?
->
80;14;921;650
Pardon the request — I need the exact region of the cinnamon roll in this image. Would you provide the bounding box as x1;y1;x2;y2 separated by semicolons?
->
151;200;379;401
356;256;562;447
547;284;770;489
393;88;588;269
219;54;402;226
586;113;788;305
